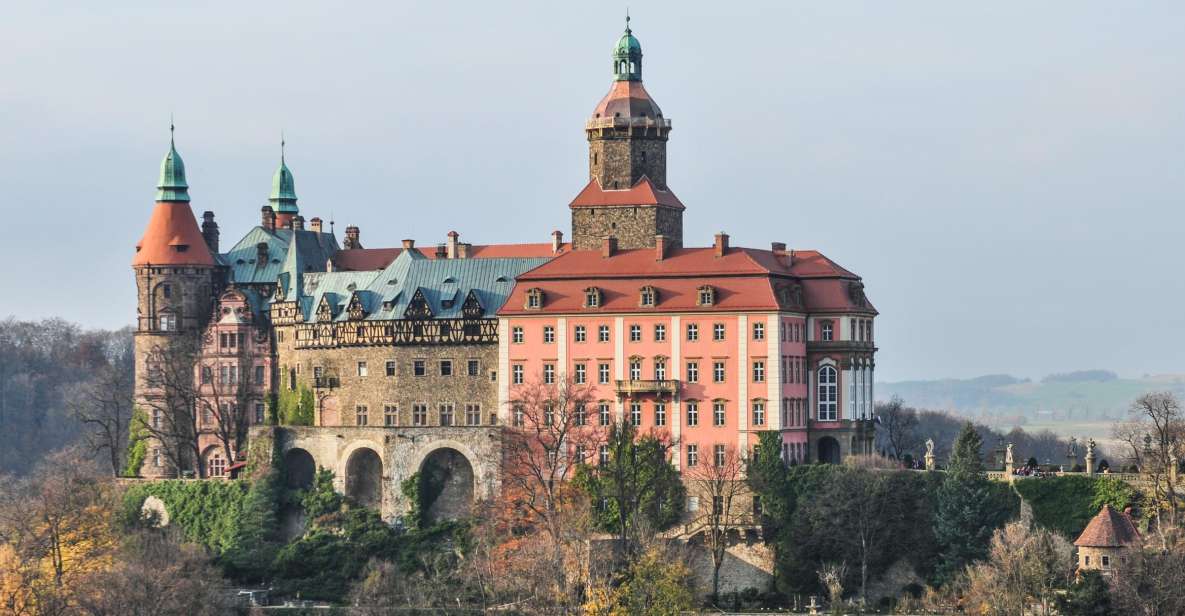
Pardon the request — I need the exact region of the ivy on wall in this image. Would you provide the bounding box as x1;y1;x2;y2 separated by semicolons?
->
1014;475;1140;538
121;407;150;477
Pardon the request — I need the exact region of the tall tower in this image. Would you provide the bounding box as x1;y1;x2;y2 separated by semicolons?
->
571;17;683;251
269;138;299;229
132;127;218;477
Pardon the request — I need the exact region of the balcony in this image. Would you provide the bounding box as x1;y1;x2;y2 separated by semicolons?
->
615;379;679;396
585;116;672;131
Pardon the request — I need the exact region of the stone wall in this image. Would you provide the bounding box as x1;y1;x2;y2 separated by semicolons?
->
571;205;683;250
588;131;669;190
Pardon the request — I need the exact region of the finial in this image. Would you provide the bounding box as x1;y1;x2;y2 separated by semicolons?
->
625;8;631;32
281;130;286;164
169;113;175;147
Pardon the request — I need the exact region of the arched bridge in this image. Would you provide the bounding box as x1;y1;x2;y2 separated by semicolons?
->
250;425;503;523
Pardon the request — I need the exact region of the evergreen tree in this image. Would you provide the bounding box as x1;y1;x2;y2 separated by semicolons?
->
747;431;792;532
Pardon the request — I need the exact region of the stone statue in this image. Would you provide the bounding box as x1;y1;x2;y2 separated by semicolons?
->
924;438;936;471
1087;438;1096;457
926;438;935;456
1005;443;1014;465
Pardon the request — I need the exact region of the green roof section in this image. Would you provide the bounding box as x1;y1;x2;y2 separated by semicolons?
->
613;14;643;81
155;125;190;202
269;138;298;214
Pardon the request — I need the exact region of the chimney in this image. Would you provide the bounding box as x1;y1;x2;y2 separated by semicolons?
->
256;242;269;266
401;239;415;251
261;206;276;232
201;211;220;253
344;225;361;250
310;217;323;233
551;230;564;253
714;232;729;257
435;243;447;258
457;243;470;258
292;215;305;231
655;234;668;261
771;241;786;253
446;230;460;259
602;236;617;259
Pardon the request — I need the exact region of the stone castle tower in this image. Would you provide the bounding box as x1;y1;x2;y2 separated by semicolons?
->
131;128;219;477
571;17;684;251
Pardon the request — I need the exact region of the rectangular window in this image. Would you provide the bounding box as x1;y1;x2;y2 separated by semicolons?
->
753;322;765;340
654;402;666;426
254;402;265;424
513;404;524;427
629;324;641;342
688;495;700;512
201;366;212;384
384;404;399;426
413;404;428;426
357;361;368;377
465;404;481;426
440;359;453;376
599;445;609;466
598;363;610;384
713;361;726;383
686;361;699;383
413;360;426;377
752;400;765;426
851;318;858;341
386;360;397;377
713;401;726;426
599;402;611;426
686;401;699;426
654;324;666;341
467;359;480;376
574;325;586;342
687;323;699;341
822;322;834;341
686;444;699;468
543;363;555;384
654;358;666;381
574;363;587;384
512;326;524;343
543;326;555;343
355;405;369;426
630;402;641;426
629;360;642;380
713;323;726;341
575;402;587;426
714;444;726;467
152;448;161;467
254;365;264;384
439;403;454;426
512;364;524;384
753;360;765;383
713;495;724;514
598;324;610;342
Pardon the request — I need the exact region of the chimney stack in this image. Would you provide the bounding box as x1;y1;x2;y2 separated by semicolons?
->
446;230;460;259
602;236;617;259
261;206;276;232
714;232;730;257
256;242;269;266
551;230;564;253
435;243;447;258
310;217;323;233
771;241;786;253
655;234;668;261
201;211;220;253
344;226;361;250
457;243;470;258
401;239;415;250
292;215;305;231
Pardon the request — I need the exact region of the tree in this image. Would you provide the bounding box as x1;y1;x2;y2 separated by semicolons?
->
584;547;694;616
876;395;919;459
69;363;134;477
1127;392;1183;541
137;337;203;477
194;354;253;470
1058;570;1116;616
1110;541;1185;616
963;519;1075;616
574;421;685;562
685;443;749;600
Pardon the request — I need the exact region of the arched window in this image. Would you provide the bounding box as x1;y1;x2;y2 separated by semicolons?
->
817;366;837;421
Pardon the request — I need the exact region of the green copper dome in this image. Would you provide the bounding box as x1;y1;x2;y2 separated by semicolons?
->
155;129;190;202
268;143;298;214
612;16;643;81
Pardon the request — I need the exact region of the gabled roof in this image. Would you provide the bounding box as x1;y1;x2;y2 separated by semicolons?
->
1075;505;1141;548
569;177;684;210
133;202;215;266
222;226;337;286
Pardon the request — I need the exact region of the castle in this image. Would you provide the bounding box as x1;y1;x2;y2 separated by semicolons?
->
131;21;878;505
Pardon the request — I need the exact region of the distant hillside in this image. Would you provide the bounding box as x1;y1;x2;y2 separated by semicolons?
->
877;371;1185;420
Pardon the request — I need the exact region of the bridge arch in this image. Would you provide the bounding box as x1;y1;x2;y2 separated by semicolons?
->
344;446;384;509
284;447;316;489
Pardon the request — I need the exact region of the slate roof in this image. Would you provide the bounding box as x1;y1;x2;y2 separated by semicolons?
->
332;243;568;272
1075;505;1141;548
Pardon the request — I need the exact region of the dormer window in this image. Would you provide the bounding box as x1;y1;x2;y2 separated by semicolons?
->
584;287;602;309
696;285;716;306
525;288;544;310
639;286;657;307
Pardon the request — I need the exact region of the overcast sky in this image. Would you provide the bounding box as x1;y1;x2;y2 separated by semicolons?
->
2;2;1183;382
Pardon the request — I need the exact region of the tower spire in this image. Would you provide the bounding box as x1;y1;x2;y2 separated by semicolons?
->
612;13;643;81
269;134;298;218
156;122;190;202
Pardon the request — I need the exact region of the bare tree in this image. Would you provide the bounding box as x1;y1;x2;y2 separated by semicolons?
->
69;365;134;477
876;395;919;459
684;443;749;600
138;337;203;477
1127;392;1184;539
963;519;1075;616
194;357;252;467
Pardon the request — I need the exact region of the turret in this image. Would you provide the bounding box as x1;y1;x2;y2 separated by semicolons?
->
270;139;299;229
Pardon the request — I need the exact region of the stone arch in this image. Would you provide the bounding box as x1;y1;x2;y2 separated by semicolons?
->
345;447;383;509
418;447;475;524
817;436;841;464
284;448;316;489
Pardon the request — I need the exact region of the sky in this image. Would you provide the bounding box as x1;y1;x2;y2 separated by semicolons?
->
1;2;1183;382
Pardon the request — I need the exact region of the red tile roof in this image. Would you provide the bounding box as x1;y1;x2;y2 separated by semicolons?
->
514;246;856;280
132;202;215;266
591;80;663;120
569;178;684;210
1075;505;1141;548
332;243;568;271
501;276;781;315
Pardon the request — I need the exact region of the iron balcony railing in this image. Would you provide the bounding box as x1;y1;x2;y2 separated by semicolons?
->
615;379;679;395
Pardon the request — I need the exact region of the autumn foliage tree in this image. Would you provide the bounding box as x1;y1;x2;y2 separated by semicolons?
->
684;443;749;600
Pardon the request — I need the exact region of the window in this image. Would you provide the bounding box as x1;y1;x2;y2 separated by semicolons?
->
574;325;586;342
654;402;666;426
439;403;454;426
654;324;666;341
152;447;161;468
254;365;265;384
598;324;610;342
598;445;609;466
575;444;587;463
543;363;555;384
753;322;765;340
467;359;480;376
821;321;834;341
543;326;555;343
1084;555;1090;566
355;405;369;426
629;360;642;380
818;366;838;421
654;358;666;381
201;366;212;384
161;283;172;299
629;324;641;342
512;364;524;384
752;360;765;382
714;444;726;467
686;444;699;467
385;360;397;377
697;286;715;306
686;361;699;383
413;404;428;426
713;323;726;341
440;359;453;376
584;287;601;308
686;401;699;426
639;286;656;306
543;403;554;426
1101;555;1110;567
782;398;790;427
384;404;399;426
513;404;524;427
599;402;611;426
688;495;700;511
254;402;265;423
712;495;724;514
208;453;226;478
413;360;426;377
158;314;176;331
713;401;726;426
687;323;699;341
752;400;765;426
630;402;642;426
526;288;543;309
713;361;726;383
851;318;858;341
598;363;610;384
575;402;587;426
465;404;481;425
512;326;524;343
574;363;587;384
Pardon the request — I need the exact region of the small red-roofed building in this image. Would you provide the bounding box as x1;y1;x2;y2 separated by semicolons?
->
1075;505;1141;576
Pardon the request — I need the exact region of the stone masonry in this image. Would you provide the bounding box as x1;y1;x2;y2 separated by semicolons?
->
571;205;683;250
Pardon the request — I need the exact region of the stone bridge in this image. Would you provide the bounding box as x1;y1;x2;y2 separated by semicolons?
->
249;425;503;523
